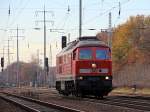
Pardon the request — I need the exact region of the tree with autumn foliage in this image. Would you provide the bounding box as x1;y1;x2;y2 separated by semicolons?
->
104;15;150;87
112;15;150;70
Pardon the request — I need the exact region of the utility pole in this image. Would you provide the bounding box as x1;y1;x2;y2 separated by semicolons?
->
35;49;40;88
16;27;19;87
35;6;54;86
79;0;82;38
6;39;13;65
3;38;14;65
44;6;46;76
49;44;52;87
3;38;14;85
8;40;10;64
49;44;52;67
108;12;112;48
10;26;24;87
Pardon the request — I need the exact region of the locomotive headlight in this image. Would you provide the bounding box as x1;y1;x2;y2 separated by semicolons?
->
92;63;97;68
79;76;83;80
105;76;109;80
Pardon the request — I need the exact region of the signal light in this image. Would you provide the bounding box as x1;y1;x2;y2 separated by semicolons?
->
45;57;49;72
1;57;4;68
62;36;67;49
45;57;48;67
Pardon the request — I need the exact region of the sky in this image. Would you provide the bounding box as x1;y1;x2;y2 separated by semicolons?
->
0;0;150;66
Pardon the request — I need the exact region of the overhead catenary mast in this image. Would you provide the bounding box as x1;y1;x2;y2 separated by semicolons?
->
49;44;52;67
79;0;82;38
6;39;13;84
10;26;24;87
35;5;54;86
108;12;112;48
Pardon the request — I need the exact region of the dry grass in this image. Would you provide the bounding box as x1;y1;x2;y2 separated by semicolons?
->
111;87;150;96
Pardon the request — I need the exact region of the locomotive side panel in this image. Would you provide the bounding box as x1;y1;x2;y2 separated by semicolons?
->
56;52;75;95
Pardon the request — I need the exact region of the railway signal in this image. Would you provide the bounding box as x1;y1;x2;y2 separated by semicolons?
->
1;57;4;71
62;36;67;49
45;57;49;72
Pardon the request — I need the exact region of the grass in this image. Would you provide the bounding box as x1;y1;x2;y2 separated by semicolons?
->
111;87;150;96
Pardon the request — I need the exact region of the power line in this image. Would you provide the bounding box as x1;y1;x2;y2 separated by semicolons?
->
56;4;71;30
83;0;131;26
0;3;12;47
9;0;31;26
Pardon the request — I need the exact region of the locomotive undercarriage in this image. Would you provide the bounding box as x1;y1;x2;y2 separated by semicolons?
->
56;76;112;98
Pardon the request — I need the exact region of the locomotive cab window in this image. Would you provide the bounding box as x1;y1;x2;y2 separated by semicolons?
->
79;49;92;59
96;49;110;59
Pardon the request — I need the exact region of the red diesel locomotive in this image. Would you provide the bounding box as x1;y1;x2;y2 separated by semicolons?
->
56;36;112;98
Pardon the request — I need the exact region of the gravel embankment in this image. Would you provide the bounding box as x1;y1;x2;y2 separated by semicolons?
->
0;98;27;112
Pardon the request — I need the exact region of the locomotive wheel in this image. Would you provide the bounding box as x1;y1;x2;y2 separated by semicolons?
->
74;91;81;97
75;90;85;98
74;89;82;97
81;91;86;98
62;92;69;96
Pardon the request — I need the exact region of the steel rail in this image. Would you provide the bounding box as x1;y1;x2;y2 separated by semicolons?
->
2;92;84;112
0;95;40;112
83;96;150;112
120;95;150;101
32;91;150;112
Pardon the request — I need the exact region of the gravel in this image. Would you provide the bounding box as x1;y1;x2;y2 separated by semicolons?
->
0;98;27;112
2;87;148;112
39;94;145;112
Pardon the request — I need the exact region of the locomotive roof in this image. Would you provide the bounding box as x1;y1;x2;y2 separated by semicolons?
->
57;36;108;57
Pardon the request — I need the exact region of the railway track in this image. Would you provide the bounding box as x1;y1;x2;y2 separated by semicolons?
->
83;96;150;112
120;95;150;101
2;89;150;112
42;92;150;112
26;89;150;112
0;92;84;112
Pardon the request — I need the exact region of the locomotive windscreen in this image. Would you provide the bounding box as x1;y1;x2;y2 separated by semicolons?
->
96;49;110;59
78;47;110;60
79;49;92;59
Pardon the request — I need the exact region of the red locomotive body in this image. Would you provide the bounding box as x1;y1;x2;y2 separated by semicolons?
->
56;36;112;98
